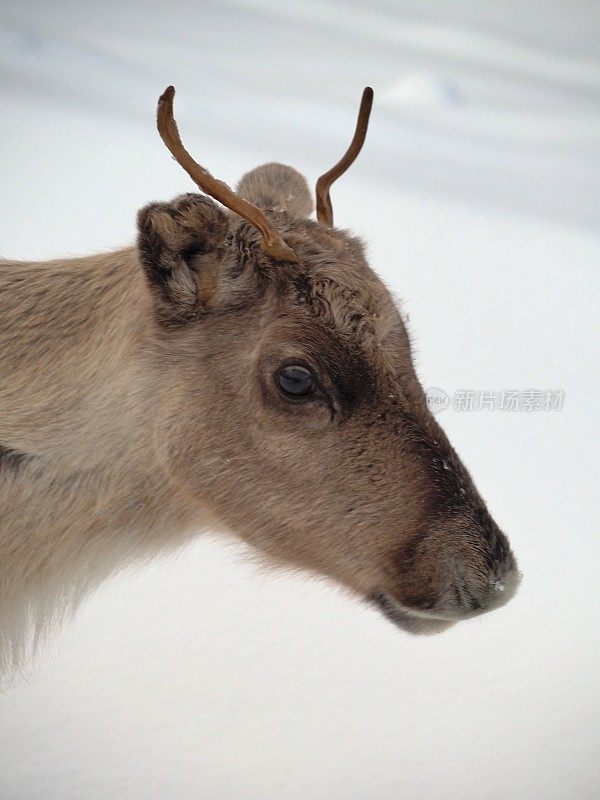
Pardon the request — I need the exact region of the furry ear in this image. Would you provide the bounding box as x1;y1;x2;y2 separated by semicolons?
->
137;193;230;325
236;163;313;220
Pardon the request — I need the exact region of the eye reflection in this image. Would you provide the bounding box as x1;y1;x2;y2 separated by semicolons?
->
277;365;315;397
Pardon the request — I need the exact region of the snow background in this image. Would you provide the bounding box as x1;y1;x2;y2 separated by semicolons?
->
0;1;599;798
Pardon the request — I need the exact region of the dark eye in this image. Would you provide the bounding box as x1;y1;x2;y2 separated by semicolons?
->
277;365;315;397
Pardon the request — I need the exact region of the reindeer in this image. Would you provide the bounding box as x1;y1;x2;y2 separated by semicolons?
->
0;87;519;672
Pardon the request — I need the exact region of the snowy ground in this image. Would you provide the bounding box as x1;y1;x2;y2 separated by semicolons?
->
0;2;599;798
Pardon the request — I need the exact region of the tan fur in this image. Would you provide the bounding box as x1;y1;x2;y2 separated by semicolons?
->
0;163;519;673
237;163;314;219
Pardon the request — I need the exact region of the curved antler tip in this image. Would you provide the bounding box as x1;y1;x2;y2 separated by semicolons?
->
159;85;175;106
155;86;298;262
314;85;374;226
362;87;374;108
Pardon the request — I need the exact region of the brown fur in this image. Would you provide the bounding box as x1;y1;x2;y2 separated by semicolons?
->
0;163;518;672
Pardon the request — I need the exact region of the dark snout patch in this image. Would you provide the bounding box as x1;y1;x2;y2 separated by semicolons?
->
0;443;29;473
393;507;517;618
472;505;512;570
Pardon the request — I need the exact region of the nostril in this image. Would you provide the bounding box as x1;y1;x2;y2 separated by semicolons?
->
393;518;520;622
453;576;483;611
452;559;485;611
452;559;521;615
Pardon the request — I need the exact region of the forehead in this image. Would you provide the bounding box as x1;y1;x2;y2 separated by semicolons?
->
241;218;414;411
269;220;402;348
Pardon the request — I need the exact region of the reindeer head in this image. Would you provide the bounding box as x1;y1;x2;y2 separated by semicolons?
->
136;87;519;635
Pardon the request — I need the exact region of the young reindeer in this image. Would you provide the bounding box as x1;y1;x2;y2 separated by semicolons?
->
0;86;519;672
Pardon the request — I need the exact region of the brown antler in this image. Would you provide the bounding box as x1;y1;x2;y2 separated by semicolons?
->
156;86;297;262
315;87;374;227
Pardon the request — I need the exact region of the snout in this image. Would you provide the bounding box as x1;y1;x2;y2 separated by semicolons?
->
372;512;520;635
451;553;520;615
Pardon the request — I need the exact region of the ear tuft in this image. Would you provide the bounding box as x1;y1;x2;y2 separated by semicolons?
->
236;163;313;220
137;193;229;324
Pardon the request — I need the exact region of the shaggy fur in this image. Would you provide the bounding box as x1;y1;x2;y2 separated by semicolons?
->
0;163;518;675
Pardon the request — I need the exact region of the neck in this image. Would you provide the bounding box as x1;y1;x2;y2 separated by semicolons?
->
0;247;202;671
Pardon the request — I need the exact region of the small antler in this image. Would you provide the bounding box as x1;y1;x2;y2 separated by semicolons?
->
156;86;297;262
315;87;374;227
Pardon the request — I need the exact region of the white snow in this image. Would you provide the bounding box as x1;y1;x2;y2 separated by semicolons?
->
0;2;599;799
